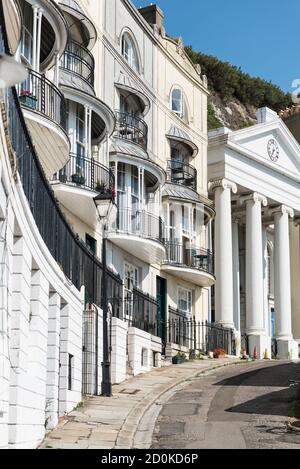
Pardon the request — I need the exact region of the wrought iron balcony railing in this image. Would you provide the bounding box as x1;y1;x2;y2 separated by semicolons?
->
163;242;214;276
19;69;67;130
60;40;95;86
114;111;148;151
113;207;165;244
166;159;197;191
52;153;114;193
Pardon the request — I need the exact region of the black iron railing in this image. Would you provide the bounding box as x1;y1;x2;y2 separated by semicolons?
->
114;111;148;151
114;208;165;244
165;307;235;355
19;69;67;130
129;288;158;336
163;242;214;276
60;40;95;86
167;160;197;191
52;153;114;193
0;10;123;317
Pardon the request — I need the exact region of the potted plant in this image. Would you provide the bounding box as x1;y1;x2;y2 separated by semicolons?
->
71;172;85;185
214;347;226;359
172;352;187;365
59;173;68;184
95;180;107;193
19;91;37;110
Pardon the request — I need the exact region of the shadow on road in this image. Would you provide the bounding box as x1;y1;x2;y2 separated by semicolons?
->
213;362;300;418
214;362;300;387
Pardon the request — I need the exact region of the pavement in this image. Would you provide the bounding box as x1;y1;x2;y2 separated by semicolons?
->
152;360;300;449
40;358;241;449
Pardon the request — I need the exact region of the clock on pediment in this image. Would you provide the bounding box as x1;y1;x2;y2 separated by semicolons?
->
267;139;279;162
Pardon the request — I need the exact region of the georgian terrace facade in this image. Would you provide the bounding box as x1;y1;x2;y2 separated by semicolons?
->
0;0;216;449
208;107;300;360
46;0;214;327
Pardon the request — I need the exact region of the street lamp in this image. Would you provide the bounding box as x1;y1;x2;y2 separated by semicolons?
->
94;191;116;397
0;54;27;89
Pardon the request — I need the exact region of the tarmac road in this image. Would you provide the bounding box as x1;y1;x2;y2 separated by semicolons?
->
151;360;300;449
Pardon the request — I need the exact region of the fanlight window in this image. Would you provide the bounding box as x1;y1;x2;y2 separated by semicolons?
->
122;33;139;72
171;87;183;117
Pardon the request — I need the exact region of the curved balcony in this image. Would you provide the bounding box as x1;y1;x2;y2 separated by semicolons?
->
109;208;166;264
51;153;114;226
114;111;148;152
161;242;215;287
167;160;197;191
19;69;70;176
60;40;95;90
59;0;97;50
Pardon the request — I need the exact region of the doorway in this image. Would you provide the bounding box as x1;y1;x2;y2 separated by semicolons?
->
157;276;167;342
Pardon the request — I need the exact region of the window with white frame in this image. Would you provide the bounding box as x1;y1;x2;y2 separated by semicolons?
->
178;287;192;315
122;33;139;72
171;87;183;117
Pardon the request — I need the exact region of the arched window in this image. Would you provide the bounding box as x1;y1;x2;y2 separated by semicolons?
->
122;33;139;72
171;87;183;117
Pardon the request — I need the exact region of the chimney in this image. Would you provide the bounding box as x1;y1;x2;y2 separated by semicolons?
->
138;4;164;32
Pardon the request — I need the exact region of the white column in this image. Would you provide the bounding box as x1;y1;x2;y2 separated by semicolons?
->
54;53;60;88
209;179;237;328
32;6;38;71
243;193;267;335
290;221;300;341
242;193;270;358
262;227;270;336
36;9;43;73
273;205;298;359
84;106;89;157
232;220;240;332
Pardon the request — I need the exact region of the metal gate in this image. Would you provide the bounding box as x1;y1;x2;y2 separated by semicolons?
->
82;308;99;396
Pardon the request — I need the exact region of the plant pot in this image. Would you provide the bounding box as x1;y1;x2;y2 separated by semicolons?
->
59;174;68;184
172;356;186;365
19;94;37;110
214;353;226;359
71;174;85;185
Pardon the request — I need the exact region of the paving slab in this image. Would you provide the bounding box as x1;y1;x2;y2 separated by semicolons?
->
41;358;240;449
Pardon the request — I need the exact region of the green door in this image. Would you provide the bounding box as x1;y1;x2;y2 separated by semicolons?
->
157;276;167;341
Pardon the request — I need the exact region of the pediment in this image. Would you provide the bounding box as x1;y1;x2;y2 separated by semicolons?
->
229;120;300;178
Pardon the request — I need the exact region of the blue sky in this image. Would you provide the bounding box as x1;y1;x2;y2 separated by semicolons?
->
133;0;298;93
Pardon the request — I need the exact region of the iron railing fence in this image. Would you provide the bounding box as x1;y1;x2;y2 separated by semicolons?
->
130;288;158;336
0;10;123;317
122;288;158;336
163;242;215;276
52;153;114;193
166;159;197;191
165;307;235;355
114;207;165;244
114;111;148;151
19;68;67;130
60;40;95;86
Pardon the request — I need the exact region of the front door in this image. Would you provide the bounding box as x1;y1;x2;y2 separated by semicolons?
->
157;276;167;342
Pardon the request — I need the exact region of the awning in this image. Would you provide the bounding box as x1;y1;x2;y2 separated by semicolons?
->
115;72;151;116
166;125;198;158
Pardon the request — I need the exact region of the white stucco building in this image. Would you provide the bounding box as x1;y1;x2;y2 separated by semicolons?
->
0;0;216;449
208;107;300;360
